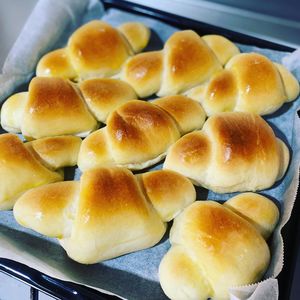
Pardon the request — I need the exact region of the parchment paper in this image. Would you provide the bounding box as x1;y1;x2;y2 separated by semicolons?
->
0;0;300;299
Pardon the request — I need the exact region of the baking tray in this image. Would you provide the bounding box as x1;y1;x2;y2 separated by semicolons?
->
0;0;299;299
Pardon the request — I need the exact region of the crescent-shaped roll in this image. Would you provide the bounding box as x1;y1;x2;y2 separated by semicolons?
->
78;96;206;171
36;21;150;80
164;112;289;193
120;30;239;98
159;193;279;300
186;53;299;115
13;167;196;264
0;77;137;139
0;134;81;210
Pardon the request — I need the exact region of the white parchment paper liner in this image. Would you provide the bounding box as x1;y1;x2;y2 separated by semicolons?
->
1;1;300;299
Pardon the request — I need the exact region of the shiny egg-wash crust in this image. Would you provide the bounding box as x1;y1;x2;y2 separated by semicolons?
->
1;77;137;139
0;134;81;210
13;167;196;264
36;21;151;80
164;112;289;193
78;96;206;171
159;193;279;300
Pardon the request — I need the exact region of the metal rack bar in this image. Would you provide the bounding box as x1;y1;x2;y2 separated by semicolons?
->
30;287;39;300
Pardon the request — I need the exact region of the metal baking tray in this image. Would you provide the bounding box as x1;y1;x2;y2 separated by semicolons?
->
0;0;299;299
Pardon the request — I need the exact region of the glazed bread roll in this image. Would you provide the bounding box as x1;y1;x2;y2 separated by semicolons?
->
1;77;136;139
187;53;299;115
120;31;239;97
224;192;280;239
36;21;150;80
0;134;81;210
164;112;289;193
25;135;82;170
159;193;279;300
78;96;206;171
14;167;196;264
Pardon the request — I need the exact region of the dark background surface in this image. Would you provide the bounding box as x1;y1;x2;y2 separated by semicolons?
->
208;0;300;22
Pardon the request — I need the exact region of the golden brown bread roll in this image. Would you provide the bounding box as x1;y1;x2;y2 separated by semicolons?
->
159;193;279;300
201;35;241;65
78;96;206;171
36;21;150;80
187;53;299;115
79;77;136;122
118;22;151;53
224;192;279;239
13;167;196;264
1;77;137;139
140;169;196;222
25;135;82;170
0;134;81;210
164;112;289;193
121;30;239;97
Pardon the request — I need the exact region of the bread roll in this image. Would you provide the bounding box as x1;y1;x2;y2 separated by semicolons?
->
121;31;239;98
164;112;289;192
25;135;82;170
79;78;137;122
187;53;299;115
224;192;279;239
1;77;136;139
201;34;241;65
14;167;196;264
159;193;279;300
140;170;196;222
118;22;151;53
0;134;81;210
36;21;150;80
78;96;206;171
